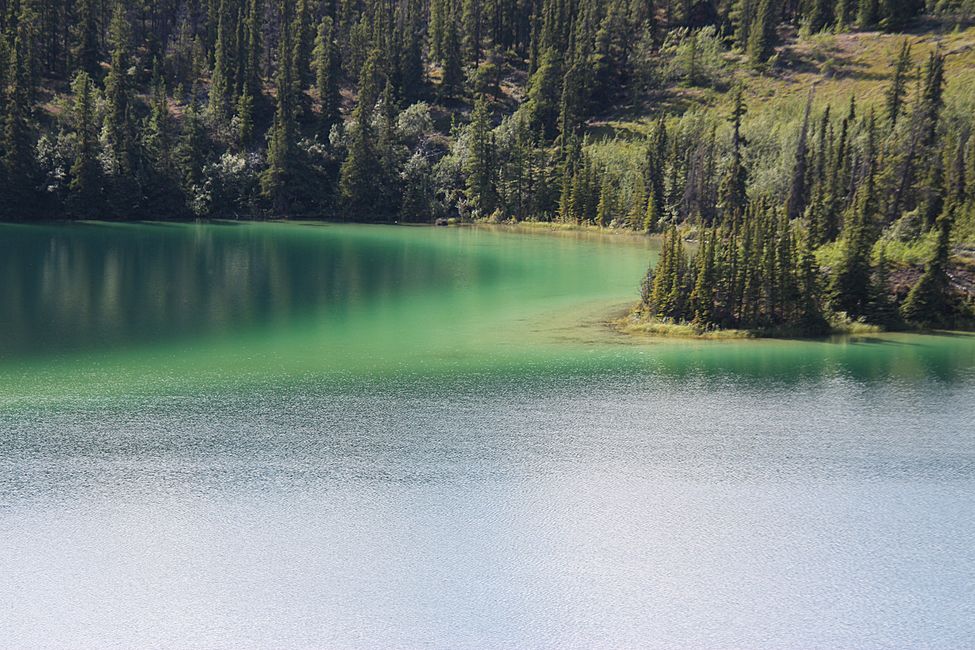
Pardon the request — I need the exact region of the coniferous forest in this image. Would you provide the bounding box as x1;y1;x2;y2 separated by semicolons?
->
0;0;974;333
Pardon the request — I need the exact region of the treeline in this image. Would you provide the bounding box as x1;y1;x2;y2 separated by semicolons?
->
0;0;963;220
0;0;972;328
639;47;975;332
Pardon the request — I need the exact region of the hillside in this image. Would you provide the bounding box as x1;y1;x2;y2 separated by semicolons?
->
0;0;973;332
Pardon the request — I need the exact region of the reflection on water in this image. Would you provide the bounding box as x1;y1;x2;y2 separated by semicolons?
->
0;222;512;357
1;222;974;648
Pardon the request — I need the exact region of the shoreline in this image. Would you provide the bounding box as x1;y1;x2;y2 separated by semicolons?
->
610;308;975;342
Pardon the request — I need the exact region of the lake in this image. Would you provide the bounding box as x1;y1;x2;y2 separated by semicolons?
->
1;221;974;648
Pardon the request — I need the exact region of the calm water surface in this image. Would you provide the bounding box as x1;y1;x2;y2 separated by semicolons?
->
1;222;974;648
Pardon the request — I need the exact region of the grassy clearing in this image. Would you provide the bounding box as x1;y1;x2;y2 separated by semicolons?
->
597;21;975;136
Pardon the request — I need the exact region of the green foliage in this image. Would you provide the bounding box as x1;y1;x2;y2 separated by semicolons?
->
747;0;777;66
660;27;725;87
901;208;957;326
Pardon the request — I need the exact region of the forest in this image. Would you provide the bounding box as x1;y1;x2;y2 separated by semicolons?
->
0;0;973;332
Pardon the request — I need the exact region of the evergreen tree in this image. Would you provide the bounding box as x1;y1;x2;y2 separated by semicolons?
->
524;47;561;141
881;0;922;31
858;0;879;28
718;88;748;223
236;86;255;146
747;0;777;66
340;49;383;219
901;207;956;327
690;228;717;325
441;13;464;98
314;16;341;136
67;70;102;217
797;228;829;334
175;93;209;193
103;5;135;176
261;0;298;214
831;116;879;319
465;96;497;216
2;0;40;218
885;39;912;127
209;0;233;124
786;94;813;220
72;0;100;79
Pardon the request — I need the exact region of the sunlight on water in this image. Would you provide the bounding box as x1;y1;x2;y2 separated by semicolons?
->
1;222;974;648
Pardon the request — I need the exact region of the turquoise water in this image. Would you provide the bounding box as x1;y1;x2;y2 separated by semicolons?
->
1;222;974;647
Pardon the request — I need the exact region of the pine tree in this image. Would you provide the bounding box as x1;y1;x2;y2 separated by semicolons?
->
428;0;448;61
690;228;717;326
524;47;561;141
72;0;100;79
747;0;777;66
242;0;263;101
236;86;255;146
466;96;498;216
461;0;482;66
291;0;314;92
643;186;660;232
831;116;880;319
340;49;383;219
731;0;754;51
261;0;298;214
868;244;901;328
67;70;102;217
314;16;341;137
718;88;748;224
209;0;233;124
881;0;921;31
142;67;186;216
786;93;813;220
858;0;879;27
901;206;956;327
103;4;136;177
2;0;40;218
175;94;209;192
885;40;912;127
808;0;834;33
441;13;464;98
797;228;829;334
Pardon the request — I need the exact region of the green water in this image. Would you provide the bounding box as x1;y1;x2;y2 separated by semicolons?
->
0;221;661;398
3;220;974;399
3;221;975;647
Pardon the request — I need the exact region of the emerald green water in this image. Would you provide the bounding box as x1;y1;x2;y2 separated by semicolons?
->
0;222;659;398
2;222;975;647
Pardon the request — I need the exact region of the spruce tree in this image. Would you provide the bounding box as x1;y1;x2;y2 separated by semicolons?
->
209;0;233;124
747;0;776;67
339;49;383;219
2;1;39;218
797;229;829;334
441;15;464;98
67;71;102;218
786;94;813;220
314;16;341;137
885;40;912;127
261;0;298;214
103;4;136;178
858;0;879;28
464;95;497;216
831;116;880;319
72;0;100;79
718;88;748;224
901;206;956;327
690;228;717;326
